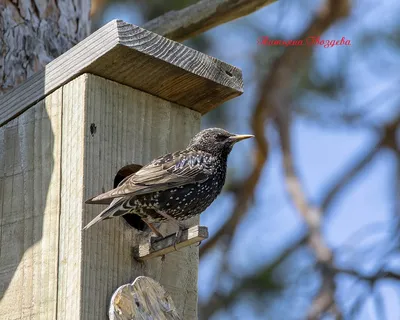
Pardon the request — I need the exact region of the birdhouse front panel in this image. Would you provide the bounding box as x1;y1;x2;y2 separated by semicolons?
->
57;74;201;320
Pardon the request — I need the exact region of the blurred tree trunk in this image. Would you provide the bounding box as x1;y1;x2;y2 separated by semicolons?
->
0;0;91;94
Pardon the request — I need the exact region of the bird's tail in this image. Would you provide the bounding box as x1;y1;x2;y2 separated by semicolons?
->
83;198;125;230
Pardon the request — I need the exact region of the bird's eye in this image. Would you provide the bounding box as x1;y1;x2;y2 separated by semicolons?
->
215;134;226;142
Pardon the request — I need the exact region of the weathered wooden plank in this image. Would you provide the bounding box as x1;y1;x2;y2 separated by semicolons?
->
0;90;62;319
0;19;243;127
57;73;201;320
57;75;86;320
109;276;181;320
134;226;209;261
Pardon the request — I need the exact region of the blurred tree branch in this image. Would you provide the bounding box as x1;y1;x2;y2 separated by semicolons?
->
279;98;400;319
91;0;277;41
373;289;387;320
276;113;336;319
320;138;383;214
334;267;400;282
199;234;308;319
321;113;400;215
200;0;352;318
200;0;350;258
142;0;277;42
200;266;281;320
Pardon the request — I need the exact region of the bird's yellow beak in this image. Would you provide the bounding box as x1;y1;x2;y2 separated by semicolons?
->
229;134;254;143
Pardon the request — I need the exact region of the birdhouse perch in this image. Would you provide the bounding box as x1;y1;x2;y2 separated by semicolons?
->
0;20;243;319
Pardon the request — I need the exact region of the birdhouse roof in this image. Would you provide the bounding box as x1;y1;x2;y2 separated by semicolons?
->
0;20;243;127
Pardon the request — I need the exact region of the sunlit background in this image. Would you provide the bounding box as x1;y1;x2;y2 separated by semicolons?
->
93;1;400;319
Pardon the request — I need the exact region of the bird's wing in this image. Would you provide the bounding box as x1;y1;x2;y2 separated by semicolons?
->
85;150;213;204
86;164;144;205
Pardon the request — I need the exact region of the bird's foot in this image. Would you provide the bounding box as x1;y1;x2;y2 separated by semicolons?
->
173;228;184;251
150;236;164;251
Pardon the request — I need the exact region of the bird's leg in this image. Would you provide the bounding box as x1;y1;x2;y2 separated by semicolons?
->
156;211;187;251
173;228;183;251
143;220;164;238
143;219;164;251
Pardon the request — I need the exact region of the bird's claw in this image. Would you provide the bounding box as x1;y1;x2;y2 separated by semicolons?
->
173;228;183;251
150;236;164;251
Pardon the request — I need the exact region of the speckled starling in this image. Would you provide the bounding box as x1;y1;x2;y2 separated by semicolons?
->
83;128;254;240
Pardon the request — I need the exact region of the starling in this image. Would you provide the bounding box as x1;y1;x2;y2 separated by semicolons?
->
83;128;254;243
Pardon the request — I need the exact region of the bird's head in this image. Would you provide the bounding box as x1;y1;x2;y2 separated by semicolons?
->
187;128;254;157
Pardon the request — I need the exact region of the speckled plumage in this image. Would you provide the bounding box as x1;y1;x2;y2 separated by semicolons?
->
117;151;226;223
83;128;253;231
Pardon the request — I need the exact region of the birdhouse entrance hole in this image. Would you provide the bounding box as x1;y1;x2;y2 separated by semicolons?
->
114;164;147;231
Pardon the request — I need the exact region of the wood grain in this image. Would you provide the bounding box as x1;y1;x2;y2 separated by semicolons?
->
0;89;62;319
109;276;181;320
0;19;243;127
134;226;209;261
56;73;201;319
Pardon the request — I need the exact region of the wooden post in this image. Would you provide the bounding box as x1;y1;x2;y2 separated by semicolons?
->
109;276;181;320
0;20;243;319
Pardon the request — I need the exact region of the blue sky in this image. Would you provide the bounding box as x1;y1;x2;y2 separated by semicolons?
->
102;1;400;318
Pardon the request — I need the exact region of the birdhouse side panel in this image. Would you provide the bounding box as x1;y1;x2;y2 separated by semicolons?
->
0;89;63;319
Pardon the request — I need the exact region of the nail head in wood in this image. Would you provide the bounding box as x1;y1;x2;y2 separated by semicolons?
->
133;225;208;261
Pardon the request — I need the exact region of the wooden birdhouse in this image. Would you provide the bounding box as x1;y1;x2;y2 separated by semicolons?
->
0;20;243;319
